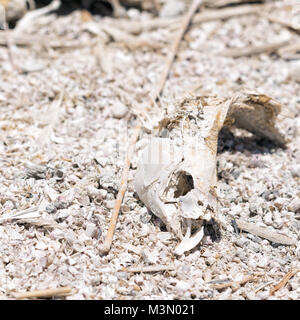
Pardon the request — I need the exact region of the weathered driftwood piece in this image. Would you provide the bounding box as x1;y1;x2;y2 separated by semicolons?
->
99;122;142;254
203;0;264;8
0;205;41;224
134;91;286;254
260;4;300;33
100;24;163;49
220;39;290;58
235;219;296;245
111;4;263;34
14;287;72;299
99;0;202;255
278;42;300;60
270;269;300;295
123;265;175;273
210;275;257;290
0;32;91;49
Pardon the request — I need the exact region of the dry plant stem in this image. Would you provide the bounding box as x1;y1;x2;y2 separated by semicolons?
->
14;287;72;299
278;42;300;59
99;122;142;254
204;0;261;7
113;4;262;34
210;275;256;290
220;39;290;58
99;0;202;255
235;219;296;245
254;280;276;293
261;12;300;33
151;0;202;102
269;269;300;296
123;265;175;273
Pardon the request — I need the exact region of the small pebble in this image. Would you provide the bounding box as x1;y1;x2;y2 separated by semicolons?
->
112;101;128;119
140;207;152;224
85;223;98;238
263;212;273;225
45;203;57;214
288;197;300;213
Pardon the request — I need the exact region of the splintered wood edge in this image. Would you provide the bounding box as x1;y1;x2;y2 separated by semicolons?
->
235;219;297;246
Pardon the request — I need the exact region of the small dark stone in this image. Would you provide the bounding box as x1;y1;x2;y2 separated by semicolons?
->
231;170;240;180
204;218;221;242
53;201;69;210
45;203;57;214
55;170;64;180
140;211;152;224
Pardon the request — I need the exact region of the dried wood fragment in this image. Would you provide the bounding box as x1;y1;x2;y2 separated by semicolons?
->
235;219;297;245
220;39;290;58
123;265;175;273
100;24;163;50
0;205;41;223
203;0;263;8
0;33;90;49
278;42;300;60
99;122;142;255
112;4;262;34
270;269;300;296
210;275;257;290
254;280;276;293
151;0;203;103
14;287;72;299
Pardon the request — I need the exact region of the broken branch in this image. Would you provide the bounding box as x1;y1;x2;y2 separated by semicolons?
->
270;269;300;296
210;275;257;290
220;39;290;58
235;219;296;246
14;287;72;299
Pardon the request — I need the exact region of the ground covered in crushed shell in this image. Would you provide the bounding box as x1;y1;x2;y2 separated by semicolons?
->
0;0;299;299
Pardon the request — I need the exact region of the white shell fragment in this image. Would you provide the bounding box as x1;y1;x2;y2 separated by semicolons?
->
134;92;286;254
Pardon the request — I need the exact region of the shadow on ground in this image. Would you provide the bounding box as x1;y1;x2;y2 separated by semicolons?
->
35;0;114;16
217;127;280;155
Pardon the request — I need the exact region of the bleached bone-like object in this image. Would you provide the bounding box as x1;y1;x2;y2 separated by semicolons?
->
134;92;285;255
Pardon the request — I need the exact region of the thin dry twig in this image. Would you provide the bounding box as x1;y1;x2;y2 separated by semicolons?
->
111;4;262;34
270;269;300;296
220;39;290;58
210;275;257;291
99;0;203;255
99;122;142;254
235;219;297;245
261;12;300;33
151;0;203;105
14;286;72;299
254;280;276;293
123;265;175;273
278;42;300;60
